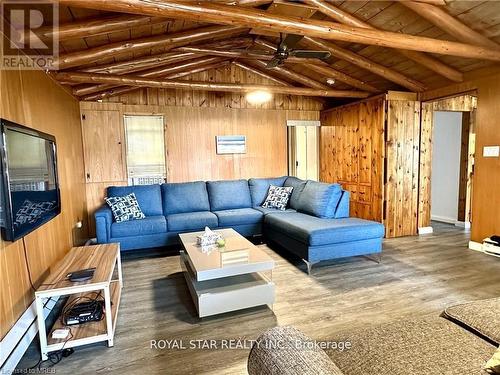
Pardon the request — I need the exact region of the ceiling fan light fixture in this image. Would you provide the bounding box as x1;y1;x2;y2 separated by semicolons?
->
246;90;273;105
327;78;336;85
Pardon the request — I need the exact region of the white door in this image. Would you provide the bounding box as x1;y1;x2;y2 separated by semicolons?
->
288;125;318;180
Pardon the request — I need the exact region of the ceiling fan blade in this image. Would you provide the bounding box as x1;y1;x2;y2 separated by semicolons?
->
289;50;331;60
229;48;275;56
266;57;282;69
278;34;304;51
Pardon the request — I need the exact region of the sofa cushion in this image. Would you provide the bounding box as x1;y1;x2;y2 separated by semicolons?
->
161;181;210;215
326;316;495;375
254;207;296;215
265;213;385;246
296;181;342;219
284;176;306;210
207;179;252;211
443;297;500;345
214;208;263;226
167;211;218;232
107;185;163;216
485;347;500;374
248;176;287;206
111;215;166;238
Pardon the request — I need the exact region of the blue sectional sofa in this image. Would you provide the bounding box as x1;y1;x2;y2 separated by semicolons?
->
95;176;384;273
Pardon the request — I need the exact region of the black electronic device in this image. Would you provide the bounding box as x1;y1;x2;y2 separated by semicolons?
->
62;300;104;326
0;118;61;241
67;268;96;282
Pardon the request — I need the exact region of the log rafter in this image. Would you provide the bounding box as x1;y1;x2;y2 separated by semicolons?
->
55;71;371;98
57;0;500;61
304;0;464;83
302;37;427;92
81;60;232;101
73;56;227;96
401;1;500;50
56;25;246;69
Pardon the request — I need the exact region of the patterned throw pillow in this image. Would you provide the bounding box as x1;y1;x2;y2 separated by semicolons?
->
485;347;500;374
262;185;293;211
105;193;145;223
14;200;56;228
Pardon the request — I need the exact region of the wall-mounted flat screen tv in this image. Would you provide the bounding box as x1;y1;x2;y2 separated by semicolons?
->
0;118;61;241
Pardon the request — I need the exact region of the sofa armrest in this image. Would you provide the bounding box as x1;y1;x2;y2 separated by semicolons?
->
95;204;113;243
248;326;344;375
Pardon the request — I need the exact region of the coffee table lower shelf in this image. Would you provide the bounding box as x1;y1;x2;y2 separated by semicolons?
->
180;251;275;318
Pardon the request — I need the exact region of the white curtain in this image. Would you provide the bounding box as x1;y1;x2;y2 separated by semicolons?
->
124;115;166;179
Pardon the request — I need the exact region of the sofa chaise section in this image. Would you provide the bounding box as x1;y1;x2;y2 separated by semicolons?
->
264;180;383;273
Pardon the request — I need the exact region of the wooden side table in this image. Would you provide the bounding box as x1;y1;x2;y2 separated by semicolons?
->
35;244;122;360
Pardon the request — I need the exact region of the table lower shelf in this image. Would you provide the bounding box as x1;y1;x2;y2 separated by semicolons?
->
46;280;121;351
180;252;275;318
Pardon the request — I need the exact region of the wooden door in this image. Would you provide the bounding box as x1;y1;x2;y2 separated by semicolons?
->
81;110;125;183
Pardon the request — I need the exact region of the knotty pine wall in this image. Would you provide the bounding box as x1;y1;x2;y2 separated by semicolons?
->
81;64;323;235
422;67;500;243
320;93;421;238
0;70;87;339
320;96;385;222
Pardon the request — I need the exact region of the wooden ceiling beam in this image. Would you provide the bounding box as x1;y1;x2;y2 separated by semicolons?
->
27;15;167;43
253;38;380;93
401;1;500;49
73;56;226;96
55;71;371;98
302;37;426;92
55;25;246;70
81;60;232;101
58;0;500;61
232;61;291;86
304;0;463;82
242;59;330;90
79;52;199;75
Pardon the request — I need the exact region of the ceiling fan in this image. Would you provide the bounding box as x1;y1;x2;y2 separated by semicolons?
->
229;33;331;69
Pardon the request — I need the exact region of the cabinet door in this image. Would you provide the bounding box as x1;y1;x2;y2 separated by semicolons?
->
81;110;125;183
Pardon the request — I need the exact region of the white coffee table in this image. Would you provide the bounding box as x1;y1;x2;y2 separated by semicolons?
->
179;228;275;318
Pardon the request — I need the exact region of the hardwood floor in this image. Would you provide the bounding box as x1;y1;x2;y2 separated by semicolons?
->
17;223;500;374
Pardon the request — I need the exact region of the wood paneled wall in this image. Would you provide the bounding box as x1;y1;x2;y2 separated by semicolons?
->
421;68;500;242
320;97;385;222
0;70;87;339
80;101;320;236
385;99;421;238
320;93;421;238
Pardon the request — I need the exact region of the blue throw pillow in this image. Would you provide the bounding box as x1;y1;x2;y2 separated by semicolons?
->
296;181;342;219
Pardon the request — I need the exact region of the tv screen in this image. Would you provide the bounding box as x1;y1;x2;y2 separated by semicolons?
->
0;118;61;241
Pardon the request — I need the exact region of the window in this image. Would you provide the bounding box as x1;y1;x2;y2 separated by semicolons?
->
124;115;166;185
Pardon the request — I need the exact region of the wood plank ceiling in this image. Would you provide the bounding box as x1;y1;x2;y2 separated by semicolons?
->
36;1;500;104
